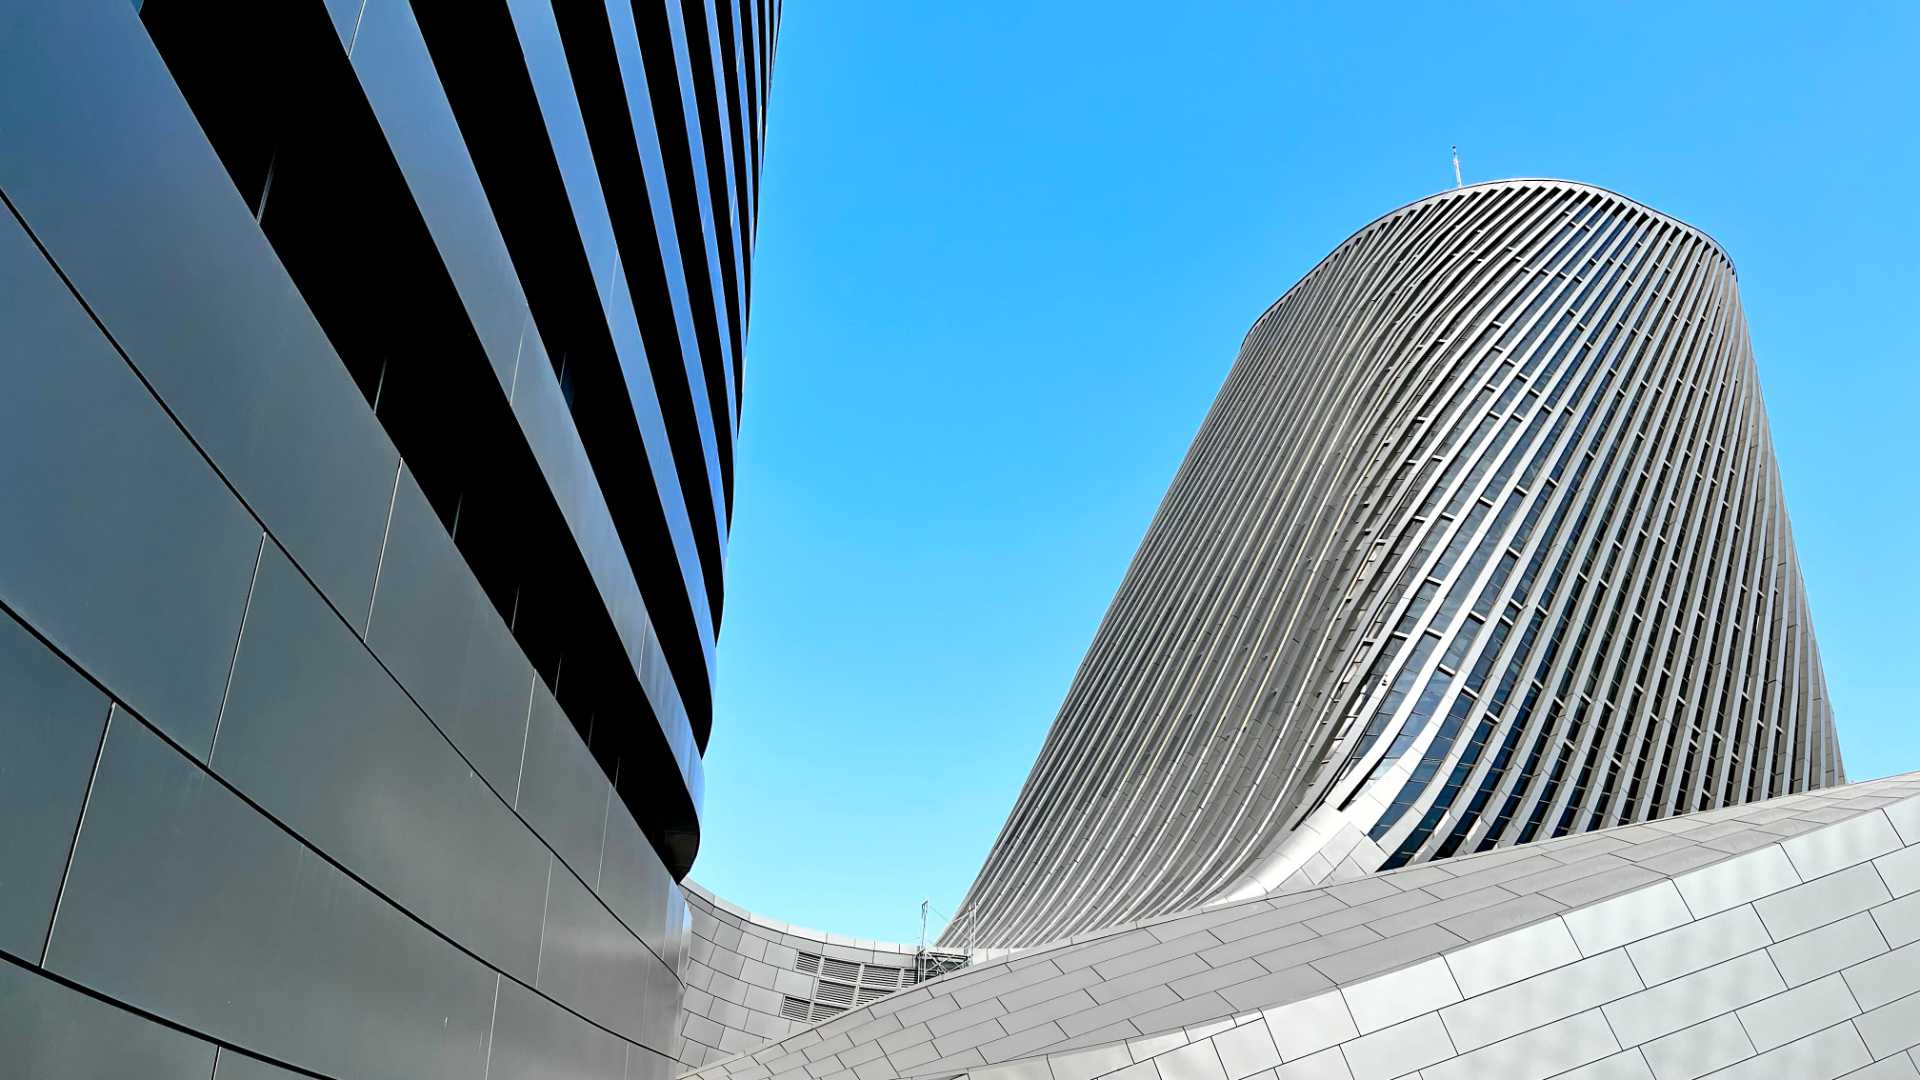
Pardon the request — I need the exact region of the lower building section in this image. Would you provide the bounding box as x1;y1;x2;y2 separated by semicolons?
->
0;594;689;1079
682;771;1920;1080
0;159;687;1079
677;883;979;1069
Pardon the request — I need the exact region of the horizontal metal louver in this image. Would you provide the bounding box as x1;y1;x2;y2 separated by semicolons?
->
814;980;855;1006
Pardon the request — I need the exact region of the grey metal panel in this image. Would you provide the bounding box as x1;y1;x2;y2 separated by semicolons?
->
539;853;662;1048
602;797;675;959
0;199;261;757
0;611;110;960
212;544;548;982
648;929;687;1051
666;884;691;977
46;715;495;1080
0;962;215;1080
518;679;614;885
490;975;630;1080
349;0;530;386
631;1044;677;1080
367;468;533;796
0;0;399;623
214;1052;310;1080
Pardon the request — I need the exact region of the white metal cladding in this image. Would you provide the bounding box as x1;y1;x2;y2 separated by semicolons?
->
675;881;984;1069
684;774;1920;1080
944;179;1844;951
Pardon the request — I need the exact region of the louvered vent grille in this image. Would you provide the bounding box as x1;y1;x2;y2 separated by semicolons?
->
861;967;899;989
778;949;974;1026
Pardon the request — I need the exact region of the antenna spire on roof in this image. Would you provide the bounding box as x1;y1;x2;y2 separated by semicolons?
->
1451;145;1463;188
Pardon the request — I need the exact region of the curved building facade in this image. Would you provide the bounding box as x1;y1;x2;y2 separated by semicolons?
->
0;1;774;1077
675;883;981;1069
947;179;1843;950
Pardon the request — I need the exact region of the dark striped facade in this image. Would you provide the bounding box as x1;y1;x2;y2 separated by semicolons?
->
946;179;1843;950
0;0;775;1076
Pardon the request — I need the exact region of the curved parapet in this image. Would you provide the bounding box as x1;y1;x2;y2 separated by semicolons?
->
947;179;1844;949
676;883;986;1069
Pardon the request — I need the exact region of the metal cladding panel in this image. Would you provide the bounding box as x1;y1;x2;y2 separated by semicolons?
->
632;1045;680;1080
366;468;539;796
0;961;216;1080
490;975;633;1080
602;782;684;960
0;205;262;757
213;544;552;983
0;612;110;960
539;853;669;1046
520;677;619;885
0;0;400;623
46;715;498;1080
213;1054;313;1080
948;180;1845;950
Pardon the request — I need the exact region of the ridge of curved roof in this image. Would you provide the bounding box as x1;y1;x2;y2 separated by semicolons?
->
1353;178;1735;273
1239;178;1740;348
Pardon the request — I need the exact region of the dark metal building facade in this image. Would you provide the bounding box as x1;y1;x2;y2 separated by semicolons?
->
0;0;776;1075
947;179;1844;951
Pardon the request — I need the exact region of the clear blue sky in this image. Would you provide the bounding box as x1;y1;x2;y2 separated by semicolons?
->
696;2;1920;944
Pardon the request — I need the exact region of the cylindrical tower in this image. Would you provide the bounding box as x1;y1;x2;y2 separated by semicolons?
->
948;179;1843;949
0;1;778;1077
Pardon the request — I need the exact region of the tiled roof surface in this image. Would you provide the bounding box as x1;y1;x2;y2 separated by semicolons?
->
686;772;1920;1080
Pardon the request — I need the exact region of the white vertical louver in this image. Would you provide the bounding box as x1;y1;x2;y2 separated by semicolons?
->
945;179;1843;950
